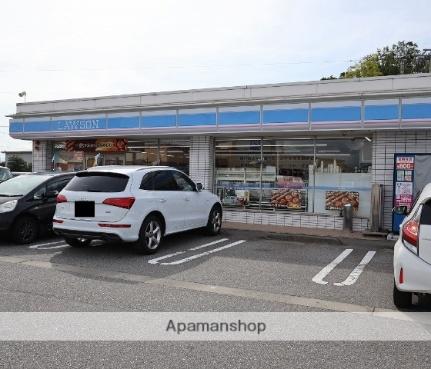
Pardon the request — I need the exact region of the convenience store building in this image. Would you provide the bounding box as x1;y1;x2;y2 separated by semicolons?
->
8;74;431;232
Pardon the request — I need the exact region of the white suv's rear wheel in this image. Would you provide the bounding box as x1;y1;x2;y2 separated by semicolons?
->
132;215;163;254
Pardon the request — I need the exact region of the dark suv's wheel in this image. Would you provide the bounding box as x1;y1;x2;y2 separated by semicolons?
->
206;205;222;235
131;215;163;254
12;216;39;244
393;280;412;309
64;237;91;248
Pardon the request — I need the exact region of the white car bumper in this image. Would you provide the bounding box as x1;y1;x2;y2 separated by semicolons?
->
394;239;431;293
53;218;140;243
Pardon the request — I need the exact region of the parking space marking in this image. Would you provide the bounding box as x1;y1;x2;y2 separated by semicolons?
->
148;251;186;265
160;240;246;265
334;251;376;286
36;244;69;250
148;238;231;265
28;240;65;249
312;249;353;285
0;255;395;313
189;238;229;251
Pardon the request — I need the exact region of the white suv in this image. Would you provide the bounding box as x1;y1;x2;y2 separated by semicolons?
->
393;183;431;308
53;166;222;254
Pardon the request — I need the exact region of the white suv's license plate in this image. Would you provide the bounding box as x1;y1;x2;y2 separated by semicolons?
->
75;201;95;217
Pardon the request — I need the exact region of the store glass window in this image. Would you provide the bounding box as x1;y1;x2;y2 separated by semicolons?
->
215;139;262;208
53;151;85;172
313;138;372;218
262;139;315;211
159;139;190;174
215;137;372;216
126;140;159;166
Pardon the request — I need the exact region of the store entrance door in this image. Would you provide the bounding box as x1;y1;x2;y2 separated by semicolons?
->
85;154;95;169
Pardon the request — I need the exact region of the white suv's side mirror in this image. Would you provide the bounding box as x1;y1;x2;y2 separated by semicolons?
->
196;183;203;191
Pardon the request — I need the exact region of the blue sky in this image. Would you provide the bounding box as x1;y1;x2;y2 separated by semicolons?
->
0;0;430;156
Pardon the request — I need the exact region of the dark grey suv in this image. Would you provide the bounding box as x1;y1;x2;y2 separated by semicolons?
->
0;172;75;243
0;167;12;183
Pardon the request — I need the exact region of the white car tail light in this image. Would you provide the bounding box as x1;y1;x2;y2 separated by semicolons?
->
102;197;135;209
57;194;67;203
402;208;421;255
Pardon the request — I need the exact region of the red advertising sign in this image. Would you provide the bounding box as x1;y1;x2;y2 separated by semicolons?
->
396;156;415;170
59;139;128;153
96;138;128;152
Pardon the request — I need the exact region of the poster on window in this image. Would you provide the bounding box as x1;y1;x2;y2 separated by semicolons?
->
325;191;359;210
395;181;413;195
394;182;414;209
271;189;304;209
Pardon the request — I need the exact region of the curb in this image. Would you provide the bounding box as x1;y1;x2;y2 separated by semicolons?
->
264;232;394;249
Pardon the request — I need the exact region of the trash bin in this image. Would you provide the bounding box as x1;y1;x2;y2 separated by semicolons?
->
392;206;408;234
343;203;353;232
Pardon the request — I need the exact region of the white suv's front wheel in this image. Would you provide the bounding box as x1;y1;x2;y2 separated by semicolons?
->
132;215;163;254
206;205;222;235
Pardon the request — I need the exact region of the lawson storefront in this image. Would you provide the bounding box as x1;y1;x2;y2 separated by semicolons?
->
8;74;431;233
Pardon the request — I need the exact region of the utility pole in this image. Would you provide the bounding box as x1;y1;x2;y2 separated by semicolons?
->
423;49;431;73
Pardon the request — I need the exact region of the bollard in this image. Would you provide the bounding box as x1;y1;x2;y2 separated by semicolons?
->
343;203;353;232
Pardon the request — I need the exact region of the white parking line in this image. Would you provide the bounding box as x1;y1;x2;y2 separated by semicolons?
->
160;240;246;265
148;251;186;265
148;238;229;265
28;240;66;249
312;249;353;285
36;244;69;250
334;251;376;286
188;238;229;251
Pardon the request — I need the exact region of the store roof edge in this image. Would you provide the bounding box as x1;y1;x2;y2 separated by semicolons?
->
9;74;431;119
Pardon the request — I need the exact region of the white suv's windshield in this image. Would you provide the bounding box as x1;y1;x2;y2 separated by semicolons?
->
0;174;50;197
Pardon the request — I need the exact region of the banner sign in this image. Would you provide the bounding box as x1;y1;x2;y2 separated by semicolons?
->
54;139;128;153
96;138;128;152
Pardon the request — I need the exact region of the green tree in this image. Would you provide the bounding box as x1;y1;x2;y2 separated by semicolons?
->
376;41;424;75
7;156;31;172
340;54;382;78
322;41;430;80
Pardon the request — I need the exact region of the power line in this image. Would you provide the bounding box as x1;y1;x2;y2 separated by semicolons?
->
0;58;360;73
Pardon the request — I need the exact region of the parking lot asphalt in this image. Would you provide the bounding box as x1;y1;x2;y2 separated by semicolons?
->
0;227;403;311
0;227;431;368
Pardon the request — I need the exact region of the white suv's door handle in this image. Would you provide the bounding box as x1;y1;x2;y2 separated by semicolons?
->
184;197;190;201
159;199;167;203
